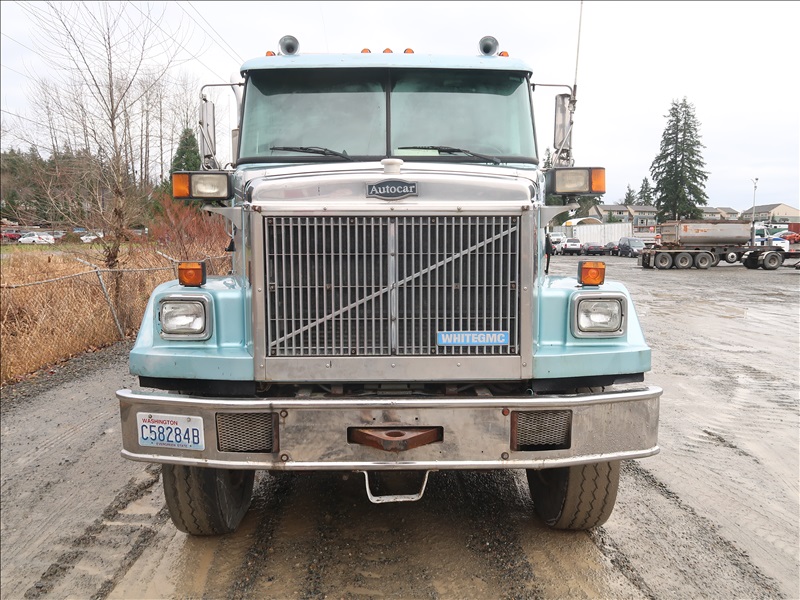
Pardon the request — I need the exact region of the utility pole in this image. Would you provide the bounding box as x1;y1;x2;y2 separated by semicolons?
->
750;178;758;246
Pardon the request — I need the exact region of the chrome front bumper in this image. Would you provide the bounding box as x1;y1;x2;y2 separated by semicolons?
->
117;385;661;470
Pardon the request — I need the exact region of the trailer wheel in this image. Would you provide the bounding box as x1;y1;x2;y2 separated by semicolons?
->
724;251;739;264
162;464;255;535
762;251;783;270
674;252;693;269
527;460;620;530
693;252;713;269
654;252;673;269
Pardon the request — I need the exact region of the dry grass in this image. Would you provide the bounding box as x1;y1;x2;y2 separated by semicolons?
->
1;209;230;385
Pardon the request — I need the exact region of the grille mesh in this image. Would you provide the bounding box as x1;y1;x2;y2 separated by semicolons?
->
216;413;275;453
264;215;520;356
513;410;571;450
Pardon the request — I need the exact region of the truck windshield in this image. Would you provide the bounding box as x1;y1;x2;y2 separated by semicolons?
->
239;68;537;164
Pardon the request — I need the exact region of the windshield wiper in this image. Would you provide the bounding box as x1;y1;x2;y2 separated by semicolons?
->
270;146;355;161
398;145;500;165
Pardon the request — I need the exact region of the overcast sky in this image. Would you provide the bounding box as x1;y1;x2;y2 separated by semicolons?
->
1;0;797;212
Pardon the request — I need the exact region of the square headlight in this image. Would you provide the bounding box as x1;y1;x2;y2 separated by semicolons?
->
571;294;626;337
159;296;211;340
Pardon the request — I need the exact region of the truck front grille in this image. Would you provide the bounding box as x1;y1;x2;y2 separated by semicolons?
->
264;216;520;357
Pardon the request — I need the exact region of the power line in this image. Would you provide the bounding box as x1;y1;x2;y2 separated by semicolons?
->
124;0;228;82
183;1;244;65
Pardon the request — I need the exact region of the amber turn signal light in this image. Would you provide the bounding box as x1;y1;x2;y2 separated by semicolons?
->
578;261;605;286
172;173;190;198
178;261;207;287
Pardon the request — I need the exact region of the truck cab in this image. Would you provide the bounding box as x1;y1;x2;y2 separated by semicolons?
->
117;37;661;536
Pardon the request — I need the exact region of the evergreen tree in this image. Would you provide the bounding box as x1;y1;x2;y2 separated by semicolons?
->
637;177;654;206
170;128;201;173
649;98;708;221
621;184;637;205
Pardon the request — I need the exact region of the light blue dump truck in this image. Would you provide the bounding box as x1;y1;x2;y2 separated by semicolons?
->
117;36;661;535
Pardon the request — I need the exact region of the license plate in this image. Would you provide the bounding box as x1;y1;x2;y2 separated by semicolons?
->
137;412;205;451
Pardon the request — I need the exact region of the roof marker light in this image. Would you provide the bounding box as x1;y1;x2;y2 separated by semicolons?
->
361;48;371;53
265;50;276;56
404;48;414;54
383;48;393;53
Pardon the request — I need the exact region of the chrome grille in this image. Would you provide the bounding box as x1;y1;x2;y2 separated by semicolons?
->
513;411;572;450
216;413;276;453
264;216;520;356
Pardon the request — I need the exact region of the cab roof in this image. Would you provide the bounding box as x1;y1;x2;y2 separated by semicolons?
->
240;53;533;76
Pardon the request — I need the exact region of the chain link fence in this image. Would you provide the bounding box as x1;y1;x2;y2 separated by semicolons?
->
1;253;231;385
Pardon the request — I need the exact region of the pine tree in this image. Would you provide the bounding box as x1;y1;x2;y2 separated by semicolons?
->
637;177;654;206
622;184;637;205
649;98;708;222
171;128;201;173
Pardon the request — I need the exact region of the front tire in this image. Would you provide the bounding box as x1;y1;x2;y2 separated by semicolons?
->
162;464;255;535
762;251;783;270
527;461;620;530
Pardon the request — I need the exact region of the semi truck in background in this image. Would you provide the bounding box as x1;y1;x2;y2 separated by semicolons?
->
641;220;797;270
116;36;662;536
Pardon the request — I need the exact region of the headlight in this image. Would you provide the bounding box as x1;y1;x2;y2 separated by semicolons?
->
571;294;626;337
159;296;211;340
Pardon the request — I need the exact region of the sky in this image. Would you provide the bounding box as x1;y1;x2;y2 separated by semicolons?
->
1;0;798;212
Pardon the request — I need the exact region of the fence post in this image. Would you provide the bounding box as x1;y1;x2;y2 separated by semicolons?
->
75;258;125;339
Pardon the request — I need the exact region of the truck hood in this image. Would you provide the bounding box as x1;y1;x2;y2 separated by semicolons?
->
240;160;540;206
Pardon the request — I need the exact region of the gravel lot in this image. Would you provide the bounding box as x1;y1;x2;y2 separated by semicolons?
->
1;255;798;599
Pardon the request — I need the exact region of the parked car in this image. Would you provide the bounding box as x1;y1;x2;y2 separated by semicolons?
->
17;232;55;245
81;231;104;243
549;232;566;255
604;241;619;256
1;230;22;242
618;236;646;257
777;231;800;244
562;238;582;255
580;241;605;256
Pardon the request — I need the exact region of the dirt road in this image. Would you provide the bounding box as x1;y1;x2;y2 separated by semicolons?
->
1;257;797;600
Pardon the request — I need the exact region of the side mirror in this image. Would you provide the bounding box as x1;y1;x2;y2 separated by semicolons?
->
199;97;217;169
554;93;573;152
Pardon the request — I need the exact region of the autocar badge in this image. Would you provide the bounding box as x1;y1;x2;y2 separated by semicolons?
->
366;179;418;200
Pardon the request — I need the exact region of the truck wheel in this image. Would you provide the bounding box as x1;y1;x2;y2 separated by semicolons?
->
744;255;759;269
654;252;673;269
162;464;255;535
674;252;693;269
762;251;783;270
527;461;620;530
724;251;739;264
693;252;713;269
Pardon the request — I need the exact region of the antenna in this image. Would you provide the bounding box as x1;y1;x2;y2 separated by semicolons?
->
574;1;584;94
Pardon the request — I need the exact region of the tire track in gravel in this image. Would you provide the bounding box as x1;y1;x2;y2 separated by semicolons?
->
22;463;166;600
599;461;784;600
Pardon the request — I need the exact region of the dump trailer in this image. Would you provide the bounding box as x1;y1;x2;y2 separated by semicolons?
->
641;220;791;270
117;36;662;536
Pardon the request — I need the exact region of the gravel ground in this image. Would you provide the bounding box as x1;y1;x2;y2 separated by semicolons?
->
1;256;797;600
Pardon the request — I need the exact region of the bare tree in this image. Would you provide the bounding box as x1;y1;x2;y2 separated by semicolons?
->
19;1;190;268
